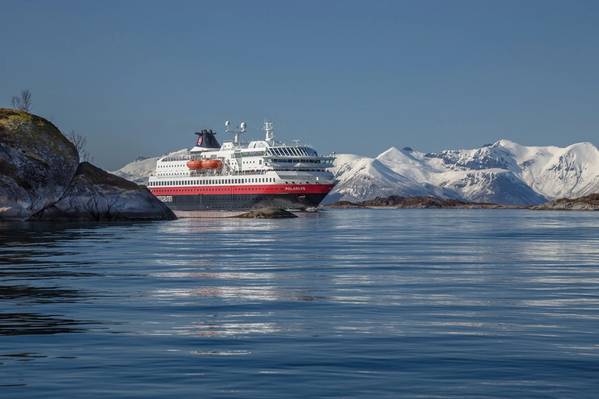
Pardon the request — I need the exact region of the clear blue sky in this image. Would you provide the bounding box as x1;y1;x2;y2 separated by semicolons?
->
2;0;598;169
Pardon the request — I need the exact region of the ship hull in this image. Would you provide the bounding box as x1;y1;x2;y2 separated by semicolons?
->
149;183;334;217
168;193;327;217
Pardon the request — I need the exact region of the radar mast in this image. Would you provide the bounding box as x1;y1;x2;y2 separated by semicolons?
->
264;121;274;145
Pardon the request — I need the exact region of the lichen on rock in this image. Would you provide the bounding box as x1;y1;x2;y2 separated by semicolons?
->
1;109;175;222
0;108;79;220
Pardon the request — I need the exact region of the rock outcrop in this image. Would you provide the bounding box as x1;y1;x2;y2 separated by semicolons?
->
32;162;175;221
236;208;297;218
0;109;79;220
531;194;599;211
0;109;175;221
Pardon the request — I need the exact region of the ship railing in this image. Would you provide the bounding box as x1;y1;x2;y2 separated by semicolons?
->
188;169;271;177
161;155;192;162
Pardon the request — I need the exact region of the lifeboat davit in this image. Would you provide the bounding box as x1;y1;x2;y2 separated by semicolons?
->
186;159;203;170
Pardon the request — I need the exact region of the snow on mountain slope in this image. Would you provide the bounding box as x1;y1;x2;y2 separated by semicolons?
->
499;141;599;199
325;153;457;203
417;140;599;202
373;145;546;205
111;148;188;185
375;147;439;182
435;169;546;205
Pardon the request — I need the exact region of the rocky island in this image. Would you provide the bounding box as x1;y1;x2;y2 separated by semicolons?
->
0;109;174;221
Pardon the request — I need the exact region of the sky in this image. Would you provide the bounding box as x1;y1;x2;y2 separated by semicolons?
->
1;0;599;170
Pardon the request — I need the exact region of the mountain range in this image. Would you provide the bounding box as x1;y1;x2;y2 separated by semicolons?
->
112;140;599;205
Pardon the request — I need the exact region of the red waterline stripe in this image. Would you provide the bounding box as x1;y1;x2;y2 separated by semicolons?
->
149;183;335;196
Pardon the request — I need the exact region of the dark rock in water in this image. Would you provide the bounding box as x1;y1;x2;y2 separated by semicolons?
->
0;109;79;220
531;194;599;211
32;162;175;221
236;208;297;219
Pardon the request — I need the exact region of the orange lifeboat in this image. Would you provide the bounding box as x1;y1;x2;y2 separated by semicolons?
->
186;159;203;170
201;159;223;169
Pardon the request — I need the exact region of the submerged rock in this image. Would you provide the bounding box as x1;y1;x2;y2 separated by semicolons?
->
32;162;175;221
236;208;297;219
0;109;79;220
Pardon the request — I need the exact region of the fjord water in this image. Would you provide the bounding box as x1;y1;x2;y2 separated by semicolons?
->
2;210;599;398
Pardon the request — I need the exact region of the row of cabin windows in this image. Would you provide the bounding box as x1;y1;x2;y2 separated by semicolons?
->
151;177;276;187
273;158;321;164
266;147;317;157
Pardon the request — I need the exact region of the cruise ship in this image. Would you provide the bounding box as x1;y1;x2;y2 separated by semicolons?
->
148;121;336;217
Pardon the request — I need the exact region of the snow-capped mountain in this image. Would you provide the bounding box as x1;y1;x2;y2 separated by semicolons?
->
114;140;599;205
112;149;189;185
327;153;458;203
424;140;599;200
329;140;599;205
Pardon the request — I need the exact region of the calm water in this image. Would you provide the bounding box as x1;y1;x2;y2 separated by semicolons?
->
2;209;599;398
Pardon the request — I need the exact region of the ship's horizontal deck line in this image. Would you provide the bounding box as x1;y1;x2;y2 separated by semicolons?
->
149;183;334;196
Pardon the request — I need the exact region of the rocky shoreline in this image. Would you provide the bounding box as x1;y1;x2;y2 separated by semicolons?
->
530;194;599;211
327;195;517;209
327;194;599;211
0;109;175;221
